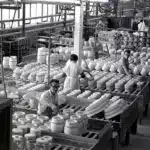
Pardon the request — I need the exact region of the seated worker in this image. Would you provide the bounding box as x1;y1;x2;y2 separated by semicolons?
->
38;79;60;118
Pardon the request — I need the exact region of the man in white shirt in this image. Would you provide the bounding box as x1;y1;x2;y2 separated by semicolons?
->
38;79;60;118
138;19;149;36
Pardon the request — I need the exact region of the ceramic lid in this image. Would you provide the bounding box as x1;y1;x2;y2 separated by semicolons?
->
32;119;43;125
12;128;23;134
63;109;74;115
17;125;28;131
37;115;49;122
30;127;41;134
25;133;36;139
25;114;37;120
26;123;34;127
65;119;78;127
36;137;49;145
18;118;30;124
58;113;69;120
42;136;53;142
39;125;50;132
12;135;23;142
51;116;64;124
70;115;82;122
14;111;25;117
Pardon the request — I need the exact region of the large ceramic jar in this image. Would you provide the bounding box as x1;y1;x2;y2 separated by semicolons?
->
9;56;17;70
24;133;36;150
64;119;80;136
30;127;41;138
36;137;51;150
70;115;83;135
63;109;74;117
38;125;50;132
3;57;9;68
51;116;65;133
76;111;88;134
17;125;28;135
12;135;24;150
12;128;23;136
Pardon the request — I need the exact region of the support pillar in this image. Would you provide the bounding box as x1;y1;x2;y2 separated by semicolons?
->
64;6;67;30
96;3;99;16
74;3;84;65
22;2;25;36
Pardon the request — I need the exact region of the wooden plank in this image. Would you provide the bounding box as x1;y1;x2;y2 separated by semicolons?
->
92;133;98;139
54;145;62;150
42;131;97;146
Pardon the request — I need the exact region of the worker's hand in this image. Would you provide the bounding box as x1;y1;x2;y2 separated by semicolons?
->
128;70;133;78
52;105;59;114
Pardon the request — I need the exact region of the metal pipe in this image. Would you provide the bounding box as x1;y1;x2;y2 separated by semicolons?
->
64;6;67;29
96;3;99;16
0;14;99;32
47;32;51;86
0;14;74;23
22;2;26;36
0;23;63;38
25;24;63;33
0;16;101;37
21;1;81;6
0;32;21;38
0;5;21;9
0;19;73;32
18;5;20;26
0;4;2;29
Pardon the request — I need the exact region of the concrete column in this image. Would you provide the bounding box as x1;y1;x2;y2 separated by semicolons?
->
74;3;84;65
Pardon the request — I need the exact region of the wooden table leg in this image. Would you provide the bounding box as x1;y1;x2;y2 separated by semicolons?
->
143;104;149;117
131;119;137;135
125;130;130;146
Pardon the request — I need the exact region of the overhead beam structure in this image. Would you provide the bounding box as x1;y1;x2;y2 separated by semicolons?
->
19;0;108;64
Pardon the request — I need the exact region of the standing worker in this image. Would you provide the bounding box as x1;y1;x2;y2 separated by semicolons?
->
120;49;132;76
63;54;83;90
63;54;92;90
38;79;60;118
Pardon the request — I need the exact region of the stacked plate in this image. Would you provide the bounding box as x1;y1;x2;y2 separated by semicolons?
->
67;90;81;97
77;90;92;98
87;92;101;100
97;75;114;90
85;93;111;117
104;98;129;119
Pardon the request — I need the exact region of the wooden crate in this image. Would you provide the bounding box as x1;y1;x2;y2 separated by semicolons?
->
59;95;140;146
41;132;103;150
42;119;112;150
